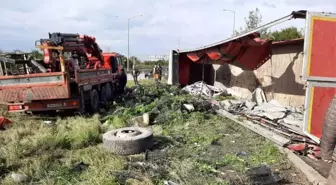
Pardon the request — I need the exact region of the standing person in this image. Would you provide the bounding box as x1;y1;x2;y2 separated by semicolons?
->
132;67;140;85
157;64;162;81
321;95;336;185
153;65;158;82
119;68;127;93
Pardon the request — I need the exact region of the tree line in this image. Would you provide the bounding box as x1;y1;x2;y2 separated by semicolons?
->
121;55;168;68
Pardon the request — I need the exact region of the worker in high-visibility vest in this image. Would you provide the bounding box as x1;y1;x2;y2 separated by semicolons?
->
119;68;127;93
153;65;159;81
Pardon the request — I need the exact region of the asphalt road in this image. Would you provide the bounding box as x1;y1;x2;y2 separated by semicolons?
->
127;73;146;81
126;68;168;81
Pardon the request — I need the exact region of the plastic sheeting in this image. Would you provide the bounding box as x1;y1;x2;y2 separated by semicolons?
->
181;81;228;97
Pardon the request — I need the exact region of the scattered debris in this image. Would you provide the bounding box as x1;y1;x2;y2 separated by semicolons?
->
0;82;314;184
104;83;217;127
11;173;28;183
236;151;248;157
43;120;55;125
286;143;321;160
216;96;324;161
130;161;159;170
221;98;307;138
164;180;180;185
182;81;229;97
246;165;283;185
71;162;89;172
143;113;150;125
0;116;12;130
183;104;195;111
131;116;147;127
287;143;307;153
0;157;6;177
251;87;267;105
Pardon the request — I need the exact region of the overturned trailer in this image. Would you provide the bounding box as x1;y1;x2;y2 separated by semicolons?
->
168;10;336;143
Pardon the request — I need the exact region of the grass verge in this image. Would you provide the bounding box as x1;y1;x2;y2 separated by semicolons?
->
0;80;308;185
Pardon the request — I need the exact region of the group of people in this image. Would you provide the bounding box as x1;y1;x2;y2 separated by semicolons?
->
117;64;163;93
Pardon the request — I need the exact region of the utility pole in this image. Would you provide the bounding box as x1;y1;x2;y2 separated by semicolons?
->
223;9;236;36
127;14;143;71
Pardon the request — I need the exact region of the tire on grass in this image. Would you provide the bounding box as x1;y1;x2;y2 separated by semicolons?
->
103;127;153;155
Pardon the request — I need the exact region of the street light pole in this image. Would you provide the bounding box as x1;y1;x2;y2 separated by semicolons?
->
223;9;236;36
127;14;143;71
127;18;130;71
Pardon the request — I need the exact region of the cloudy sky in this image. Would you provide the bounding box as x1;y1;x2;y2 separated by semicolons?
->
0;0;335;60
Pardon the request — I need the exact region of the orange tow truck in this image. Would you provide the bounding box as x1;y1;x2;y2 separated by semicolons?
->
0;33;124;114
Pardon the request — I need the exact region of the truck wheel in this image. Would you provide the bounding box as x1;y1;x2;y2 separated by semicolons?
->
103;127;153;155
105;83;113;101
89;89;99;113
100;85;108;102
110;83;117;100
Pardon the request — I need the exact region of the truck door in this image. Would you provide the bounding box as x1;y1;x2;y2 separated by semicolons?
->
116;56;122;72
110;56;118;73
302;11;336;143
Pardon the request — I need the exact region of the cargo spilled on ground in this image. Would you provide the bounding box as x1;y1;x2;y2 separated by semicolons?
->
0;80;309;185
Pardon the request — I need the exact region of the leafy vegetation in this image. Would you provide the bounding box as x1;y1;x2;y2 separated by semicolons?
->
268;26;303;41
0;80;308;185
31;50;43;60
236;8;303;41
123;55;169;70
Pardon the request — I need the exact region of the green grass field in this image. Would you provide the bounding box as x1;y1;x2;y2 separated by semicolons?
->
0;80;308;185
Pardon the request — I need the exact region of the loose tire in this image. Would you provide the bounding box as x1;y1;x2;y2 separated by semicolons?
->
89;89;99;113
103;127;153;155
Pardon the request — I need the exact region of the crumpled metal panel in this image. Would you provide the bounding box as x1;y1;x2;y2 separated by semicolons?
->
0;86;69;103
184;33;272;70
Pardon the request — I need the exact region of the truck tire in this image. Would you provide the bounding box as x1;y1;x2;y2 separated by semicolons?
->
88;89;99;113
100;85;108;102
104;83;113;101
110;83;117;100
102;127;153;155
321;95;336;161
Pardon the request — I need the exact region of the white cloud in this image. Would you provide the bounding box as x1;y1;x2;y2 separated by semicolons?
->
0;0;335;60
